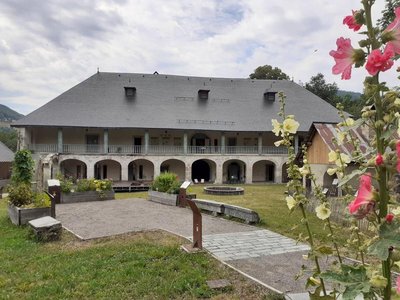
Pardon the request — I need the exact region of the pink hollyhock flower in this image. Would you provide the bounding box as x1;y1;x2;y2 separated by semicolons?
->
329;37;360;80
386;213;394;223
365;44;395;76
384;7;400;54
348;173;374;218
397;141;400;172
397;276;400;294
375;153;384;166
343;10;362;31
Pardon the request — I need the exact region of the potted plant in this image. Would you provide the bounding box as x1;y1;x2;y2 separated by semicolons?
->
7;149;52;225
148;172;180;206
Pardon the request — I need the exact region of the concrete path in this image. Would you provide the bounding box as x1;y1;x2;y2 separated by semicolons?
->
56;198;311;295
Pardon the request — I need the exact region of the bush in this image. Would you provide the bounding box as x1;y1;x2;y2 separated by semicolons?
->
56;173;73;194
11;150;34;184
7;183;33;207
151;172;180;194
76;178;112;192
32;192;51;208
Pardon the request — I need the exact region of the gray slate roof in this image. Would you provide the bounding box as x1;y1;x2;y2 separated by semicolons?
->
0;141;14;162
13;72;342;132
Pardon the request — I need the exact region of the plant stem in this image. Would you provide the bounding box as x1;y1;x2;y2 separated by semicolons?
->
356;230;365;265
299;203;327;295
327;218;343;264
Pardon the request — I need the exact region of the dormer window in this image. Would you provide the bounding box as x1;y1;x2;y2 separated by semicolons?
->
198;89;210;100
264;91;276;102
124;87;136;97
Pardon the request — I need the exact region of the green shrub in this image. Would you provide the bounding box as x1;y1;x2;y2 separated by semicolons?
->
32;192;51;208
94;179;112;191
11;149;34;184
7;183;33;207
151;172;180;194
56;173;73;194
76;179;112;192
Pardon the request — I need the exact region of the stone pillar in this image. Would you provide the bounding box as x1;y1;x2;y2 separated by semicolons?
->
258;133;262;155
144;130;149;154
294;134;299;155
86;163;95;179
121;161;129;181
103;129;109;154
221;132;225;154
276;163;283;183
215;162;223;184
153;161;161;178
18;128;26;150
57;128;63;153
185;162;192;181
245;162;253;184
183;132;188;154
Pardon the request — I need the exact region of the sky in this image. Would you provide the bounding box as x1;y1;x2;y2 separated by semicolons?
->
0;0;396;115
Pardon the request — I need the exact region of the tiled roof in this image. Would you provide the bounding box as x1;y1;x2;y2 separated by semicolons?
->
13;72;342;132
0;141;14;162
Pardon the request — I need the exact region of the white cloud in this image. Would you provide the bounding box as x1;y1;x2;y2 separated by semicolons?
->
0;0;394;114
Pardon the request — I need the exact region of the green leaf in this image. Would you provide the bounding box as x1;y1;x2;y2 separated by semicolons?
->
315;245;334;255
368;221;400;260
321;265;371;300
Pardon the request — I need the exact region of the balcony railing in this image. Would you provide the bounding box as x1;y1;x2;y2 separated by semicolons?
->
28;144;288;155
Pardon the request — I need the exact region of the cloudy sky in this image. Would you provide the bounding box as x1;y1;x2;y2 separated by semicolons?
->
0;0;396;115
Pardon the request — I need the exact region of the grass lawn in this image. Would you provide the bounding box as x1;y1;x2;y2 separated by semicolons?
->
116;184;349;247
0;199;281;300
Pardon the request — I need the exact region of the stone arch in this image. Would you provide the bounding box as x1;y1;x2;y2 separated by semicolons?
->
252;160;276;183
59;159;87;180
223;159;246;183
128;159;154;181
191;159;216;182
160;159;185;181
94;159;121;181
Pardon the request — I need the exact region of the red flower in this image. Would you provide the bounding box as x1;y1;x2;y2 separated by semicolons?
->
348;173;374;219
343;10;362;31
375;153;384;166
386;213;395;223
384;7;400;54
365;44;395;76
329;37;358;80
397;141;400;173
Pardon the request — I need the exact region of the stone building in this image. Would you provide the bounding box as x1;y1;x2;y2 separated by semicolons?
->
12;72;341;187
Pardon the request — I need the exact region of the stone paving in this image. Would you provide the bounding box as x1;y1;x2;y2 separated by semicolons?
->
56;198;312;294
198;230;309;261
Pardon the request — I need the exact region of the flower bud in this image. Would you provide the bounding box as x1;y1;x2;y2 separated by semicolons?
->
386;213;394;223
375;153;384;166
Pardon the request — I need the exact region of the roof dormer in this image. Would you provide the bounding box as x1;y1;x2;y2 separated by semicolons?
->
264;91;276;102
124;87;136;98
198;89;210;100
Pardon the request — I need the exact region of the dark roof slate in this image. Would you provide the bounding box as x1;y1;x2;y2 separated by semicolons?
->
0;141;14;162
13;72;342;132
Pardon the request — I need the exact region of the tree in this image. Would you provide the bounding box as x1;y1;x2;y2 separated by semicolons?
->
305;73;339;107
249;65;290;80
0;127;18;152
378;0;400;30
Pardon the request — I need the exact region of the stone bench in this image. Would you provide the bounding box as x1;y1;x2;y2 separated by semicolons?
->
28;216;62;242
223;204;260;224
192;199;225;216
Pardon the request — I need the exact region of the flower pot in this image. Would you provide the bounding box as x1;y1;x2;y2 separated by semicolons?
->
8;205;51;226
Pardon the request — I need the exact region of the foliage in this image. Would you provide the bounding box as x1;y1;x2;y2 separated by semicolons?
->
0;103;23;121
31;192;51;208
274;2;400;298
249;64;290;80
0;127;18;152
378;0;400;30
151;172;180;194
7;183;33;207
76;178;97;192
11;149;34;184
56;173;73;194
305;73;339;106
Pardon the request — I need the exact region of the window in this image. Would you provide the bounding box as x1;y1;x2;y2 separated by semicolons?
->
264;91;276;102
124;87;136;97
198;89;210;100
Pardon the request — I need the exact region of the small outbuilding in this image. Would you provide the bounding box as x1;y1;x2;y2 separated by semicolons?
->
0;141;14;181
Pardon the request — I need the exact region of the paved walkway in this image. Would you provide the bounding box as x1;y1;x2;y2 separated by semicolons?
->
56;198;311;295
